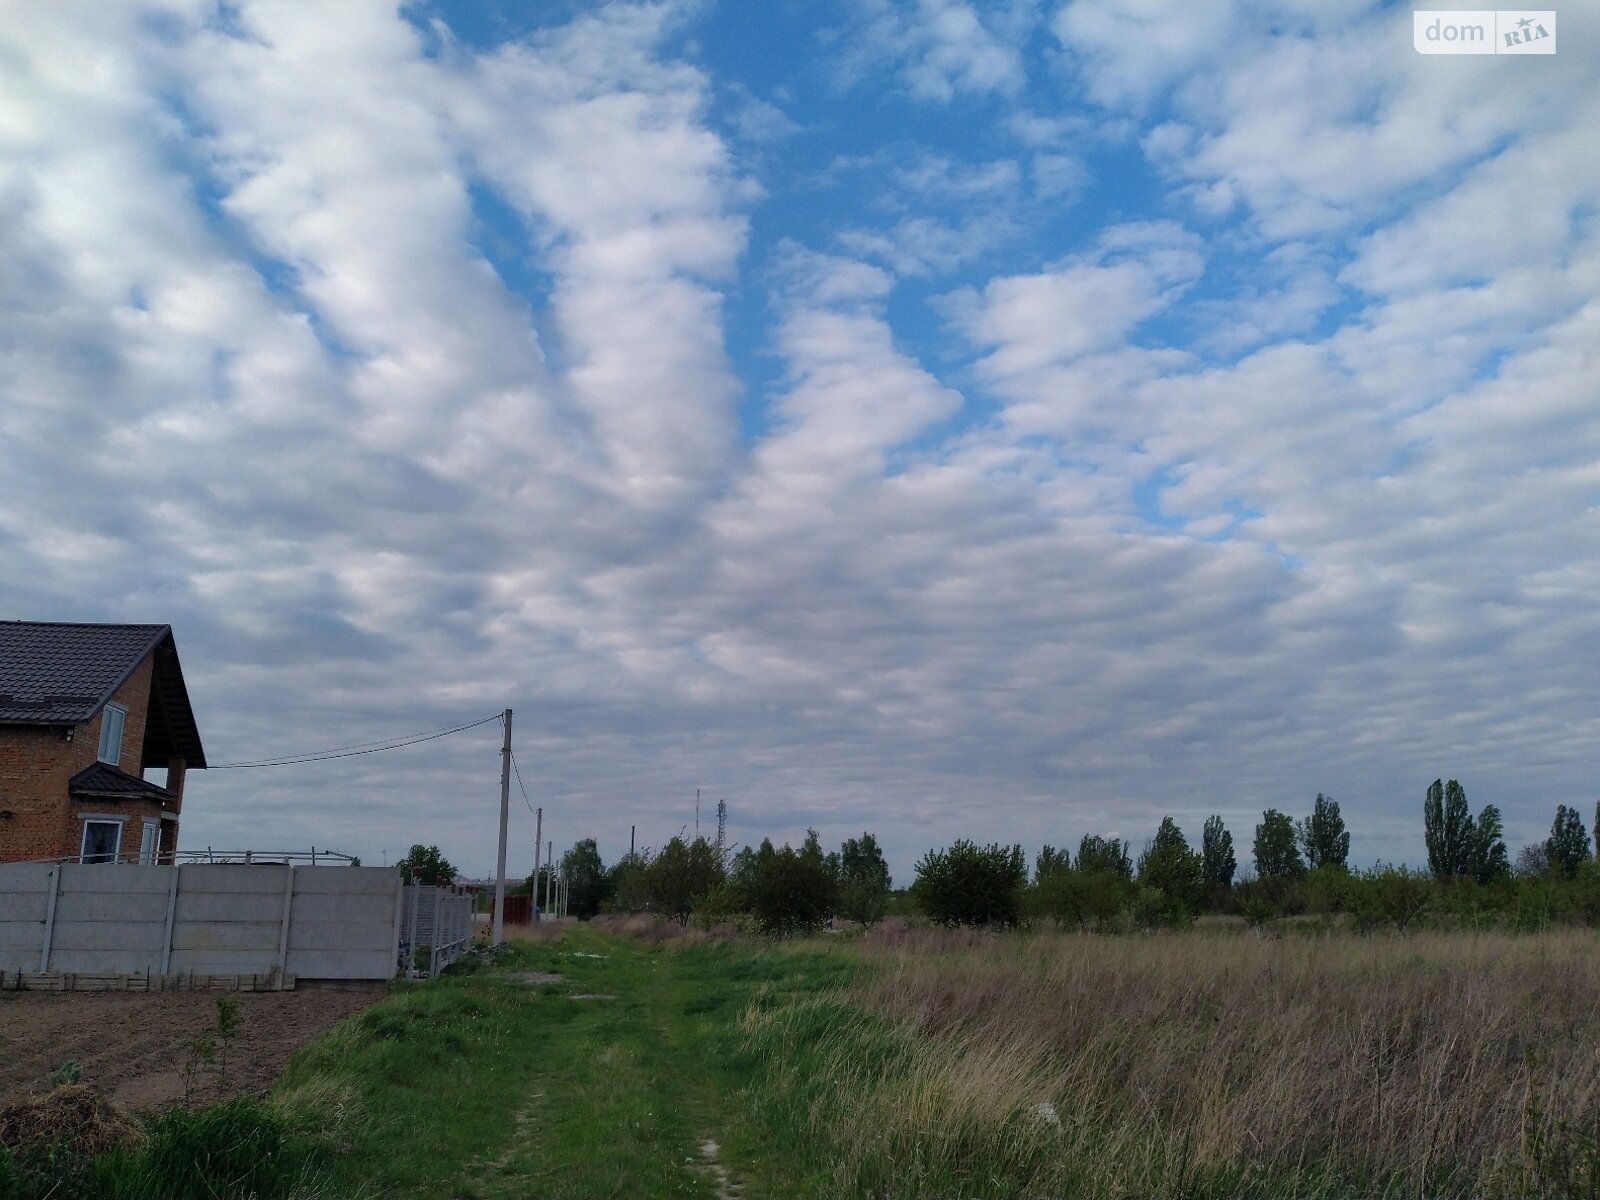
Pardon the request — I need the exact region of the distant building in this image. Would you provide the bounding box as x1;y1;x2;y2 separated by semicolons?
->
0;622;206;864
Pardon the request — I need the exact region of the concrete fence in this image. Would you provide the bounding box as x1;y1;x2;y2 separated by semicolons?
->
0;862;404;982
398;883;473;977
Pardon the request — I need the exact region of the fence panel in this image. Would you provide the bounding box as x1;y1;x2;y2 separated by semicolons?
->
0;864;54;970
398;884;473;976
0;862;405;981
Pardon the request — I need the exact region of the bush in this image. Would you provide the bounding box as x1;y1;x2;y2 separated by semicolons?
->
836;874;890;928
1027;868;1134;929
1365;866;1432;932
748;847;836;936
912;841;1026;928
0;1092;346;1200
643;836;725;925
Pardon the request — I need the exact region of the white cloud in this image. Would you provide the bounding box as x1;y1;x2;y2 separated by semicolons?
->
1;0;1597;881
955;221;1204;381
835;0;1035;101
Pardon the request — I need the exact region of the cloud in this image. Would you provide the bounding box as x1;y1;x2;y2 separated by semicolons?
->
1;0;1597;883
833;0;1035;101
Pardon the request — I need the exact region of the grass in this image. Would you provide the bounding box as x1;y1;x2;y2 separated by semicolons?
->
10;920;1600;1198
273;919;857;1199
813;924;1600;1198
0;1091;358;1200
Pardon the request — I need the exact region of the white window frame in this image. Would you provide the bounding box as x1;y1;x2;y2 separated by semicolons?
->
139;820;160;865
97;702;127;765
79;817;125;864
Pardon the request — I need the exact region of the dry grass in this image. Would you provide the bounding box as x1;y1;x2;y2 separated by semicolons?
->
492;917;577;944
799;925;1600;1196
0;1084;144;1155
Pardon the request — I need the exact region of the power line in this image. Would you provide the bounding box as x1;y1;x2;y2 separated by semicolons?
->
211;711;505;769
509;749;537;818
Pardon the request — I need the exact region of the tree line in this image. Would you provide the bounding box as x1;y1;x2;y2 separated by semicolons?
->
400;780;1600;935
528;829;894;935
909;782;1600;932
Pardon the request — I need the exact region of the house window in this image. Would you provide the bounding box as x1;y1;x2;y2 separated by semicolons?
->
80;819;123;864
139;821;160;865
98;703;126;765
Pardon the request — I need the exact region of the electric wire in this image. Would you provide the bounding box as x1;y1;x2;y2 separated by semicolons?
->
509;748;537;817
210;711;506;768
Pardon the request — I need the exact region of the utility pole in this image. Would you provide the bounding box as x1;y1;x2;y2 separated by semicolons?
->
695;788;701;841
545;840;554;916
630;824;636;858
493;708;513;945
532;806;543;920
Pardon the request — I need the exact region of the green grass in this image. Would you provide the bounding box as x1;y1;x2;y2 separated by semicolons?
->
14;923;1591;1199
0;1093;353;1200
272;927;859;1199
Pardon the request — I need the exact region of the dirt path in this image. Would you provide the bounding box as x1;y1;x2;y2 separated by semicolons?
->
0;987;384;1111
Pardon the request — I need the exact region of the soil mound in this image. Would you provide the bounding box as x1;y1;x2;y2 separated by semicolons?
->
0;1084;145;1155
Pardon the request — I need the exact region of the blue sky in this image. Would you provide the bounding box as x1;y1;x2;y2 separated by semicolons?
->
1;1;1597;879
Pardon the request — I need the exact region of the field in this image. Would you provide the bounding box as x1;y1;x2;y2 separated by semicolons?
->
7;920;1600;1198
0;986;386;1110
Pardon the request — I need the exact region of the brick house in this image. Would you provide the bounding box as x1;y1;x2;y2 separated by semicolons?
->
0;622;206;865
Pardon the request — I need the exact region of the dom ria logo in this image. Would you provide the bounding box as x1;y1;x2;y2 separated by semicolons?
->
1414;10;1556;54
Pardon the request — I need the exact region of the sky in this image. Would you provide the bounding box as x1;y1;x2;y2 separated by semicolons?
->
1;0;1596;881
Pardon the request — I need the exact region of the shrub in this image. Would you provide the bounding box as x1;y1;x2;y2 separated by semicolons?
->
644;836;725;925
1366;866;1431;932
1136;817;1204;920
912;841;1026;928
836;874;890;928
748;846;836;936
1028;868;1133;929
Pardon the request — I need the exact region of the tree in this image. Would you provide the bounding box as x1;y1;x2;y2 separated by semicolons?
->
1423;779;1475;879
748;844;836;936
559;838;612;918
728;844;761;890
912;841;1027;928
839;832;891;890
836;832;892;927
1201;816;1236;889
1299;794;1350;871
644;836;725;924
1253;810;1304;879
1136;817;1204;915
397;844;456;886
1468;805;1510;884
1076;835;1132;879
1035;845;1071;881
1367;866;1431;933
1514;842;1550;878
1030;867;1132;928
1545;805;1591;879
607;851;651;912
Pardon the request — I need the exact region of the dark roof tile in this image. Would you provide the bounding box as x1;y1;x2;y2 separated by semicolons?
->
68;761;177;801
0;621;206;767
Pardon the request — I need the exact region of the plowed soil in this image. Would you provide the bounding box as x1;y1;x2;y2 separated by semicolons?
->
0;986;384;1112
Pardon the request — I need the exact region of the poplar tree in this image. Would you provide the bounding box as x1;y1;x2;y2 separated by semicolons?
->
1468;805;1510;884
1035;844;1072;881
1077;835;1133;879
1423;779;1475;878
1545;805;1591;879
1299;793;1350;870
1254;809;1305;879
1138;819;1202;897
1201;816;1236;889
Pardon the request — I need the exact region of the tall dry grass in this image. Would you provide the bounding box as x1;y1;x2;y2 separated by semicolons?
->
777;925;1600;1196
